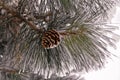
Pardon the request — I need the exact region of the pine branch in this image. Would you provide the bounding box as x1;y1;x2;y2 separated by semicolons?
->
0;0;120;80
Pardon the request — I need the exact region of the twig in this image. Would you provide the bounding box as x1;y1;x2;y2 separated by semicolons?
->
0;66;30;75
59;28;87;36
0;67;19;74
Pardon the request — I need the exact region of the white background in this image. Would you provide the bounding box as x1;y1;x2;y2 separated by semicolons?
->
85;6;120;80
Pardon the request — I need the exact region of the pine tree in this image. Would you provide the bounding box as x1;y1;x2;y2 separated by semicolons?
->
0;0;120;80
